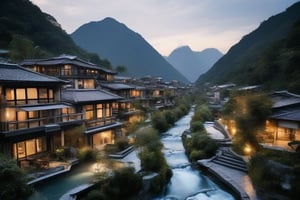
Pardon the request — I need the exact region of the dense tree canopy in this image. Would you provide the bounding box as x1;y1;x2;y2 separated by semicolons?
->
0;154;33;200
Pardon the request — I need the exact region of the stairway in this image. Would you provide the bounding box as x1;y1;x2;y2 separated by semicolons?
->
212;148;248;173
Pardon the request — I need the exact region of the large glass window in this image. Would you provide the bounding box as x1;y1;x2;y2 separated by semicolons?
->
13;137;47;159
5;88;54;104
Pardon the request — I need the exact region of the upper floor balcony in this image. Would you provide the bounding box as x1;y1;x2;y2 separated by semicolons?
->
0;104;84;132
85;116;117;129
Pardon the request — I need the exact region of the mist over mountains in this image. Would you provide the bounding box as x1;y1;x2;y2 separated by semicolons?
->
71;17;189;83
166;46;223;82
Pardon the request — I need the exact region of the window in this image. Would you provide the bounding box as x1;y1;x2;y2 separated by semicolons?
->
38;88;48;99
61;65;72;76
48;89;54;99
27;88;38;103
29;111;39;127
83;79;94;89
97;104;103;118
5;88;54;104
6;88;14;101
16;88;26;104
13;137;47;159
26;139;36;156
85;105;94;120
105;103;111;117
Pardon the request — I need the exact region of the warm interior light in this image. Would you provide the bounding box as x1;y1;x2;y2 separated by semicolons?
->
244;144;252;154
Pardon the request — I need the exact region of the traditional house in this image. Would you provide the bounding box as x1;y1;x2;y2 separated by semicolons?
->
21;54;116;89
265;91;300;149
0;63;83;163
62;89;123;149
99;83;146;126
21;55;125;149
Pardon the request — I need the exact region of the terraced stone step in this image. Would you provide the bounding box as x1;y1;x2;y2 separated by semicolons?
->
213;157;247;170
216;156;246;166
212;159;248;173
221;151;244;160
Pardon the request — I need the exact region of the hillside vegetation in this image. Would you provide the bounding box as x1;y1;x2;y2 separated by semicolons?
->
0;0;111;68
197;2;300;93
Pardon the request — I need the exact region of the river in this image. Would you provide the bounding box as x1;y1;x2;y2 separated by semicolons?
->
29;109;235;200
156;109;235;200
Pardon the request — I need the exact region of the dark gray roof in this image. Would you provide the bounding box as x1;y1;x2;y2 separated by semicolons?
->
62;89;123;103
100;83;135;90
21;54;117;74
0;63;67;84
270;91;300;108
270;109;300;122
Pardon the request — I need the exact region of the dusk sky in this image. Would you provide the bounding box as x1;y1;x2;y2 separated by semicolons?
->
32;0;299;56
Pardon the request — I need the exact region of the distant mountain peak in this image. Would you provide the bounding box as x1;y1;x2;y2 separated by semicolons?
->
166;45;223;82
71;18;189;83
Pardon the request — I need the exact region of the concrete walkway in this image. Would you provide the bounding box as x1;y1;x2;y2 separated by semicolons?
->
199;159;258;200
200;122;259;200
114;149;141;172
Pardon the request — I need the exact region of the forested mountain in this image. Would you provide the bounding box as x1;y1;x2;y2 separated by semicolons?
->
71;17;189;83
166;46;223;82
197;2;300;93
0;0;111;67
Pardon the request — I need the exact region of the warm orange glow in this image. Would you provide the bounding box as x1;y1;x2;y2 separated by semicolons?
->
232;127;236;135
244;144;252;154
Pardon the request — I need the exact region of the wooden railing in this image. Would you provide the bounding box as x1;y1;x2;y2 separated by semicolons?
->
1;113;83;132
85;116;117;128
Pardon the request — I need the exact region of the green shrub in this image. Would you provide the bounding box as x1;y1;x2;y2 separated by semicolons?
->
55;146;72;161
135;127;162;151
102;167;142;200
190;150;206;162
151;111;169;133
115;137;129;151
0;154;33;200
190;121;205;132
183;132;218;161
163;110;176;126
104;144;119;154
78;147;97;162
192;104;213;122
248;155;281;191
139;148;165;172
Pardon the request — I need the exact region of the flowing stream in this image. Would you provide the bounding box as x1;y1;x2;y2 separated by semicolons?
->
29;108;235;200
156;109;235;200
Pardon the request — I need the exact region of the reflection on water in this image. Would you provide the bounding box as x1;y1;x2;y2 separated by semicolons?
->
156;109;235;200
29;163;95;200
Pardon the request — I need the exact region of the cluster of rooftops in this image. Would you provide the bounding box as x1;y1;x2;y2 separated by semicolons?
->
0;54;191;162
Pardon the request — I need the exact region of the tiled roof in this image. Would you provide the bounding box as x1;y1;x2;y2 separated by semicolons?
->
270;91;300;108
0;63;67;83
21;54;116;74
100;83;135;90
270;108;300;122
62;89;123;103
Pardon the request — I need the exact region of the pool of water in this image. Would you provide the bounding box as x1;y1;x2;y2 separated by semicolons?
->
29;162;96;200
